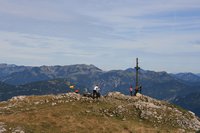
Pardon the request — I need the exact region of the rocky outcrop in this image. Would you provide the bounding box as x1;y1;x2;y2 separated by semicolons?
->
0;122;6;133
105;92;200;131
0;92;200;132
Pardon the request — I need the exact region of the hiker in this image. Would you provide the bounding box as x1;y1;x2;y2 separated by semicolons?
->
139;86;142;93
93;85;99;99
96;86;101;98
129;85;133;96
134;86;139;96
75;89;79;94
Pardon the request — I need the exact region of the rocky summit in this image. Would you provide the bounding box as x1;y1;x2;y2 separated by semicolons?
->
0;92;200;133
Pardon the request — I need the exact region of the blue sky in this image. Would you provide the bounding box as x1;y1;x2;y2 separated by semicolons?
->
0;0;200;73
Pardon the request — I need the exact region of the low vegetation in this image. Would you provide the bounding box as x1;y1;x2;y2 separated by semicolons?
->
0;92;199;133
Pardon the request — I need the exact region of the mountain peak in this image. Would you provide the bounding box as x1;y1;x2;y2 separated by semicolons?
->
0;64;103;85
0;92;199;132
0;63;17;68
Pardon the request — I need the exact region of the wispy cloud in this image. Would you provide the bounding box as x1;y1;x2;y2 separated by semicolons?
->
0;0;200;72
0;31;97;65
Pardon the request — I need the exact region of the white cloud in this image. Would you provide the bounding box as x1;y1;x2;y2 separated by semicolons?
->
0;31;98;65
0;0;200;72
0;0;76;22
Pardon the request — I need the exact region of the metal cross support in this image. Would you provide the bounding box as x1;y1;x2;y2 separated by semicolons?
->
135;58;140;95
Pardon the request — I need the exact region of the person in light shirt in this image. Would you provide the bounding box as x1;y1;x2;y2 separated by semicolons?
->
93;85;98;99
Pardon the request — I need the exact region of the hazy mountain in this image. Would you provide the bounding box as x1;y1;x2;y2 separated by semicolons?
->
0;64;199;100
0;64;102;85
95;69;199;100
171;73;200;83
0;64;27;78
0;63;200;116
10;68;197;101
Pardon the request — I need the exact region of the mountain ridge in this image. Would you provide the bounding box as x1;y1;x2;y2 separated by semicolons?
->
0;64;199;101
171;73;200;83
0;63;103;85
0;63;200;117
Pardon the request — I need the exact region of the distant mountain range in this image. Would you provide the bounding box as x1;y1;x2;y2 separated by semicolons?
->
0;63;200;116
0;64;102;85
171;73;200;84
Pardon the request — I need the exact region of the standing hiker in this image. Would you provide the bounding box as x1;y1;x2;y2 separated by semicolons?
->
129;85;133;96
139;86;142;93
134;86;139;96
93;85;98;99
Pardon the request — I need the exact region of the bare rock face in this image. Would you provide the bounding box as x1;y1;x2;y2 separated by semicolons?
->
9;96;26;102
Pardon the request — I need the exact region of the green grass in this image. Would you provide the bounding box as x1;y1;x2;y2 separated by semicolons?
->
0;95;195;133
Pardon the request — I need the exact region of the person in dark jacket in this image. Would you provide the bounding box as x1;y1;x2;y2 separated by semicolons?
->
139;86;142;93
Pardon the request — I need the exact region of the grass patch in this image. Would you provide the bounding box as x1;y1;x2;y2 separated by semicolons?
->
0;95;196;133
